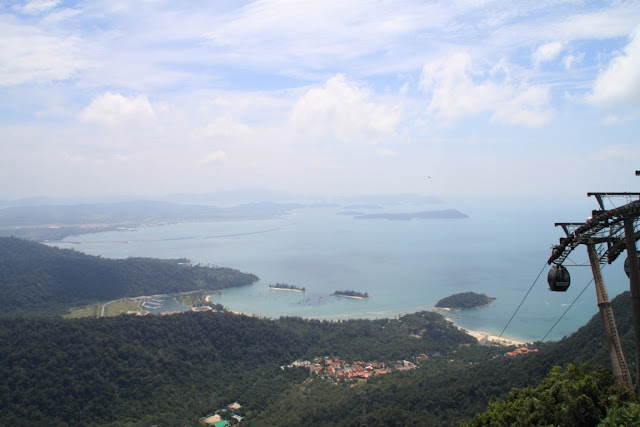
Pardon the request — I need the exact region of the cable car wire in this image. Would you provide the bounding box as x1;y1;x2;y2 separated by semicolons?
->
539;277;593;343
477;261;547;366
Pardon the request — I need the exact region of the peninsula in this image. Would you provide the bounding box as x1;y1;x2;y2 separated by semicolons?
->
435;292;495;309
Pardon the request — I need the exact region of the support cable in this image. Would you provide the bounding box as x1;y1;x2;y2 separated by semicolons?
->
539;277;593;343
477;262;547;366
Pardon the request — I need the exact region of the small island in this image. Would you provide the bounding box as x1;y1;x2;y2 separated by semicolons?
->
268;283;305;292
435;292;495;309
332;290;370;299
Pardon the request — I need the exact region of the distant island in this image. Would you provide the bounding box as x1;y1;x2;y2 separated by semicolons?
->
353;209;468;221
435;292;495;309
343;204;383;210
333;290;370;299
337;210;364;216
268;283;305;292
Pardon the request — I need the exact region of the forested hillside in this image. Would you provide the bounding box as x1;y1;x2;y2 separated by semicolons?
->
464;363;640;426
0;291;638;426
0;237;258;315
0;311;472;426
246;291;640;426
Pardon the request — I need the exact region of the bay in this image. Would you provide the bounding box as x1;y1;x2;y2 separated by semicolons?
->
50;199;632;343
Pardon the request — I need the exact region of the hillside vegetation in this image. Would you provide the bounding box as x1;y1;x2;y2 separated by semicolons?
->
0;311;473;426
0;237;258;316
465;363;640;426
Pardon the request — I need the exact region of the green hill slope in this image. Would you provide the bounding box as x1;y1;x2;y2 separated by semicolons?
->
464;363;640;426
0;289;636;426
247;291;640;426
0;311;473;426
0;237;258;315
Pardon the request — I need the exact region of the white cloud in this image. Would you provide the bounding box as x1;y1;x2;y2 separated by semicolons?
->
553;5;640;41
79;92;156;126
204;1;431;64
202;150;228;165
3;1;640;199
562;51;584;70
532;41;564;67
492;86;553;127
420;53;553;127
0;20;83;86
588;27;640;108
289;74;401;143
18;0;61;15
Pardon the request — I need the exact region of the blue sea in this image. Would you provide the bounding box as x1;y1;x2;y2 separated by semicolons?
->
49;197;633;343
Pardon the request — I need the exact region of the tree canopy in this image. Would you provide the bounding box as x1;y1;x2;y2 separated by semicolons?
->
464;363;640;426
0;237;258;315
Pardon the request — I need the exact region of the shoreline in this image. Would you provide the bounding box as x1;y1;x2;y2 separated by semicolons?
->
445;317;527;346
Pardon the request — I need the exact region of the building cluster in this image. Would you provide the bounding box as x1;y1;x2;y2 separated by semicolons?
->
503;347;538;357
201;401;243;426
282;357;417;381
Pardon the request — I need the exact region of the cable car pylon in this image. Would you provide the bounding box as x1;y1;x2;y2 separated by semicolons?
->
585;242;632;389
624;216;640;393
547;173;640;392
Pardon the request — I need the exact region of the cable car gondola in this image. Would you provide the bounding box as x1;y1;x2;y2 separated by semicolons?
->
548;265;570;292
623;255;640;278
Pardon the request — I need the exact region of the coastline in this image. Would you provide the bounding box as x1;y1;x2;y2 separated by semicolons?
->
445;317;527;346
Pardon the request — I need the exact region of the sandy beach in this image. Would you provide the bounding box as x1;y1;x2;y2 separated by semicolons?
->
332;294;371;300
445;317;527;346
268;287;305;293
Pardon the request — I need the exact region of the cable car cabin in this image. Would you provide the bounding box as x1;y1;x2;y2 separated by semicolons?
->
548;265;570;292
624;255;640;278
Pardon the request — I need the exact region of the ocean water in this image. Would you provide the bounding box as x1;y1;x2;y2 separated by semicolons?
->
50;200;633;343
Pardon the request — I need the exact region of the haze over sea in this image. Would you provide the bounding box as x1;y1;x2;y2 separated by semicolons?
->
51;196;631;343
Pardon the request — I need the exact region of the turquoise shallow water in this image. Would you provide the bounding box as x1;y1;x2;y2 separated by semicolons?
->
50;201;633;343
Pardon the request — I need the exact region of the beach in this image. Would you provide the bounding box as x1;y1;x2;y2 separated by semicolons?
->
268;287;305;293
446;317;527;346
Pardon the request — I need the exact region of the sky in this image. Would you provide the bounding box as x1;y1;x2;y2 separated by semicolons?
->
1;0;640;201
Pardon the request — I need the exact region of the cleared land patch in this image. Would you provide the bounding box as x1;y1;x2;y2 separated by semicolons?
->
65;299;143;318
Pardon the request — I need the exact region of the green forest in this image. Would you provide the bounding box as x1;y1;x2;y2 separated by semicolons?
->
1;238;640;425
0;237;258;316
1;292;639;426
